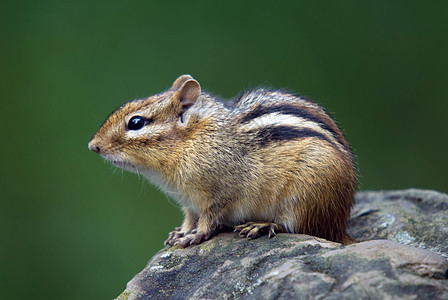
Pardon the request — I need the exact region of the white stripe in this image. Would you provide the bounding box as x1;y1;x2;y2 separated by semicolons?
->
125;123;171;139
240;112;339;146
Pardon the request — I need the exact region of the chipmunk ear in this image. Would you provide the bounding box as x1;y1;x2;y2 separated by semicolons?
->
171;75;195;91
173;78;201;110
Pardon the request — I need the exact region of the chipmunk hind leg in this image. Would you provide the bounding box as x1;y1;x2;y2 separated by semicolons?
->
292;192;354;245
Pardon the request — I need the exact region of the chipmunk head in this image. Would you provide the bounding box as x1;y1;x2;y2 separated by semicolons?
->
88;75;201;173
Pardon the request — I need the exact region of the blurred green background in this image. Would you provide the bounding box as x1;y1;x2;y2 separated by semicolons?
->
1;1;447;299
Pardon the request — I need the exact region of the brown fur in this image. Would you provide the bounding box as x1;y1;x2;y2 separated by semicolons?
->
89;75;357;247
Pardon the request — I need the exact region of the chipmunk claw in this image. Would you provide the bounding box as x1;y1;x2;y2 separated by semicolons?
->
234;222;284;239
175;231;211;248
175;236;191;248
164;227;187;246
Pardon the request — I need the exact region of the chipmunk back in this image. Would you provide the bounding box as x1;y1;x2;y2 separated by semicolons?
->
88;75;357;247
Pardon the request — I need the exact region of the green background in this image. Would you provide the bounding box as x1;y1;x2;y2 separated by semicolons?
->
2;1;447;299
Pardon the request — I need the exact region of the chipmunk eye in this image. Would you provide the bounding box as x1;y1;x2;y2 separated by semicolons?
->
127;116;147;131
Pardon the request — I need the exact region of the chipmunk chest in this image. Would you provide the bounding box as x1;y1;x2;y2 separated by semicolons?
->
141;169;201;213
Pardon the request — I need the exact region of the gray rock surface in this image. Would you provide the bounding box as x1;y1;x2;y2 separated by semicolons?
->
116;189;448;299
349;189;448;256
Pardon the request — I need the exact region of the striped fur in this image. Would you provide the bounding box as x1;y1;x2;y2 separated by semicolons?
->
239;103;348;148
89;75;357;247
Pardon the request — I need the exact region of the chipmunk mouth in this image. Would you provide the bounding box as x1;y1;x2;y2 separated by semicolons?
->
112;159;137;171
100;154;137;172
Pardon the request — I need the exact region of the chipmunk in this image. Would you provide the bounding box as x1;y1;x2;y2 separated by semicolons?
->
88;75;357;248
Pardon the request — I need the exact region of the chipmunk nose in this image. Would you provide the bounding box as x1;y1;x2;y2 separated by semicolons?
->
88;141;101;154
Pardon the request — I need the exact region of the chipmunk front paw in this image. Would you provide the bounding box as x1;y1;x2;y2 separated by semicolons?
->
175;230;212;248
164;227;190;246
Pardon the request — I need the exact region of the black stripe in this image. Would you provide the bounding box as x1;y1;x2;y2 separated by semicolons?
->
253;126;336;147
240;104;345;147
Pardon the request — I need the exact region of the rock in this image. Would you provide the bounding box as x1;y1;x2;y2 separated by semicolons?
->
349;189;448;256
116;189;448;299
